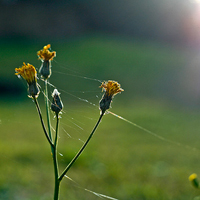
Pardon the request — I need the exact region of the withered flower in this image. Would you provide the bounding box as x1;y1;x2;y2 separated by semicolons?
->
99;80;123;113
37;44;56;80
15;63;40;98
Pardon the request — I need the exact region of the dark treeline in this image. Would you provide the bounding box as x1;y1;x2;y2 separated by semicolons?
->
0;0;196;45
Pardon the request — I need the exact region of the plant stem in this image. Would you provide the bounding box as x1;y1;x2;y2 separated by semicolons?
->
33;97;54;147
44;80;53;141
43;81;60;199
59;112;105;182
53;113;60;200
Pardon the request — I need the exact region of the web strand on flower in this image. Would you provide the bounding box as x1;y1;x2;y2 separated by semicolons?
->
39;61;200;155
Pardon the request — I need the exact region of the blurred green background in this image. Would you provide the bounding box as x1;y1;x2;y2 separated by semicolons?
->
2;0;200;199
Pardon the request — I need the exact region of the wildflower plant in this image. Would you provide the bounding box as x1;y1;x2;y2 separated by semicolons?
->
15;44;123;200
189;173;199;189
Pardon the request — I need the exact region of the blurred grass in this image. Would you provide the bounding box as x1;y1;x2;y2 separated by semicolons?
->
1;101;200;200
0;35;200;199
0;34;187;102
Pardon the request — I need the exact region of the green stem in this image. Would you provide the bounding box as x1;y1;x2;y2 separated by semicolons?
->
33;97;54;147
59;112;105;182
44;80;55;158
53;113;60;200
44;80;60;199
54;180;60;200
44;80;53;141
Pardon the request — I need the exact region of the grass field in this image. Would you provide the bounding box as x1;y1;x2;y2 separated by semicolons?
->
1;35;200;199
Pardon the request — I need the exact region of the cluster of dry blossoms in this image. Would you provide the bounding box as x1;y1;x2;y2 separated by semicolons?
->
15;44;123;114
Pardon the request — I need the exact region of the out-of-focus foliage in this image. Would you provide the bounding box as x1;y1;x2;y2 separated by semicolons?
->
0;0;199;46
3;36;199;106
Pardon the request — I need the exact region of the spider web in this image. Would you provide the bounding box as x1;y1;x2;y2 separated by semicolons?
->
32;58;200;199
12;56;200;199
45;59;200;152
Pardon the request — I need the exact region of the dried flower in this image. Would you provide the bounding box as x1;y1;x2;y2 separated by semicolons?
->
51;89;63;115
37;44;56;80
15;62;40;98
37;44;56;61
99;80;123;113
189;173;199;188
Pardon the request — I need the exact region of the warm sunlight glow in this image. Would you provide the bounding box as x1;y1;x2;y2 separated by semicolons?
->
183;2;200;46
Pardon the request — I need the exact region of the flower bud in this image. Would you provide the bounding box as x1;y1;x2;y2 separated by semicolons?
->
51;89;63;114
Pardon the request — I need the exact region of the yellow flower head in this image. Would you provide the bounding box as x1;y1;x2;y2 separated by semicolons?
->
189;173;199;189
15;62;37;84
99;80;123;113
15;63;40;98
189;173;198;181
37;44;56;61
100;80;124;97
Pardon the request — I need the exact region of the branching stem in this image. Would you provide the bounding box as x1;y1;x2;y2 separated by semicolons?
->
59;111;105;182
34;80;105;200
43;81;60;200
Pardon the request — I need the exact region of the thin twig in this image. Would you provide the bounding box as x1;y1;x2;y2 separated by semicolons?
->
59;111;105;182
44;80;53;141
33;97;54;147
